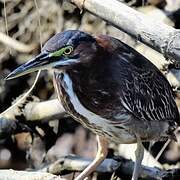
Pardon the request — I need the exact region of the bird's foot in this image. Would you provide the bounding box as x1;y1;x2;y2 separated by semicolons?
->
74;136;108;180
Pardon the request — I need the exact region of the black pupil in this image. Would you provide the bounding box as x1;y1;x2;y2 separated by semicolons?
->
65;48;71;54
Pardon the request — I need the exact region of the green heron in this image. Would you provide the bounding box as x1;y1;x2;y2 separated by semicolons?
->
6;30;179;180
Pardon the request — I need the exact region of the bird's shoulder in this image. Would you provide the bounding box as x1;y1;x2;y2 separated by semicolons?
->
96;35;179;123
96;34;158;70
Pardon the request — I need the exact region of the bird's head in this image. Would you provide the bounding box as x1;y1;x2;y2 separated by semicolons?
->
6;30;102;80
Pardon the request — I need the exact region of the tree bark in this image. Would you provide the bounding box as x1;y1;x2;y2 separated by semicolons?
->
0;32;36;53
41;155;180;179
1;99;66;122
71;0;180;66
0;170;63;180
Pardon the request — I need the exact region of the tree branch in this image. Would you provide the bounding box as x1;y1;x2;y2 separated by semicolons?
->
1;97;180;137
0;99;66;137
41;155;180;179
71;0;180;65
23;99;66;121
0;170;63;180
1;99;66;122
0;32;37;53
1;155;179;179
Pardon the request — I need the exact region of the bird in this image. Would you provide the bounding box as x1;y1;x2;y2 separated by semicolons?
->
6;30;179;180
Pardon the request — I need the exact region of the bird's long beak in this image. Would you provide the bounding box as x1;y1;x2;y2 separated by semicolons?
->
6;50;80;80
5;52;51;80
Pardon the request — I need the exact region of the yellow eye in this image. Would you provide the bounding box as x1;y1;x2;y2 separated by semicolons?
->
63;46;73;55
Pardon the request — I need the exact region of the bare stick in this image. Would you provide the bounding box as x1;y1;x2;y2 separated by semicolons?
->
42;155;119;174
0;170;63;180
41;155;180;179
71;0;180;63
155;139;171;161
24;99;66;121
3;0;11;54
0;156;179;179
1;99;66;122
0;32;36;53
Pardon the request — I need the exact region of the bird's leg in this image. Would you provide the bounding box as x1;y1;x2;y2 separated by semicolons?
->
75;135;108;180
132;136;144;180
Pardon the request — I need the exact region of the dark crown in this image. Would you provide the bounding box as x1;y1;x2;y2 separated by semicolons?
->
42;30;96;53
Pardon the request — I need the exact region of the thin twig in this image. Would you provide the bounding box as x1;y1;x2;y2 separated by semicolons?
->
0;72;41;118
3;0;11;54
155;139;171;161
